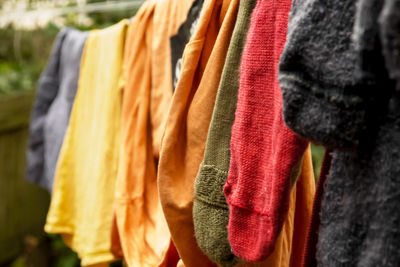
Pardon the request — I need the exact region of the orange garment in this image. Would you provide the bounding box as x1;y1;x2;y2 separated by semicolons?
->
150;0;196;158
112;0;196;266
157;0;239;266
290;146;315;267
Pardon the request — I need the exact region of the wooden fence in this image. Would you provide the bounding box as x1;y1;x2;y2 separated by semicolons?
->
0;91;50;265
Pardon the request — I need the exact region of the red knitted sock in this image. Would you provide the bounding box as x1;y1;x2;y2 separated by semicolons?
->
223;0;308;262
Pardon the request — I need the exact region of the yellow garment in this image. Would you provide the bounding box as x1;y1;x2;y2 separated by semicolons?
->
45;20;128;266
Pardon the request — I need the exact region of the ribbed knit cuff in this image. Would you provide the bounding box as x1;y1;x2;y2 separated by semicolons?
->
279;74;369;149
193;164;240;267
194;164;230;208
223;197;278;262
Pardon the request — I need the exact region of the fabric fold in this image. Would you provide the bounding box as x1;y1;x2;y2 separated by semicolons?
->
112;1;199;266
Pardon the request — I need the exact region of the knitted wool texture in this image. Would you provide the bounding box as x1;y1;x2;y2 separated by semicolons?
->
223;0;308;262
280;0;400;266
192;0;256;266
279;0;384;149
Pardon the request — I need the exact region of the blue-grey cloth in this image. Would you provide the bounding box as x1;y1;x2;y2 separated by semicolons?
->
27;28;87;192
279;0;400;266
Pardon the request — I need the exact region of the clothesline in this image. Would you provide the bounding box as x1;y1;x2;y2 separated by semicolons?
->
0;0;144;29
0;0;144;17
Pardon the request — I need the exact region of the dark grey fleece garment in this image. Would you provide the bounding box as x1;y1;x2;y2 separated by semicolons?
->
279;0;389;149
279;0;400;266
27;28;87;192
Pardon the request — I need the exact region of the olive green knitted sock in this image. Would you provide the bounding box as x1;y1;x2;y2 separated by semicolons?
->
193;0;256;266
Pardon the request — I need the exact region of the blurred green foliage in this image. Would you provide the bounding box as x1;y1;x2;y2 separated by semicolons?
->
48;235;80;267
311;144;325;181
0;3;138;95
0;25;58;94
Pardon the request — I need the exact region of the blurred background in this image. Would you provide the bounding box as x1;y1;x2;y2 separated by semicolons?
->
0;1;140;266
0;1;325;266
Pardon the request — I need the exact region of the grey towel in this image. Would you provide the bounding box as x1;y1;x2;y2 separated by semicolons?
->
279;0;400;266
27;28;87;192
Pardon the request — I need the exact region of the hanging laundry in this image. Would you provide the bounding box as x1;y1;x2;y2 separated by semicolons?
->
223;0;309;262
192;0;256;266
44;20;128;266
279;0;400;266
157;0;239;265
26;28;87;192
111;1;165;264
111;0;202;266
